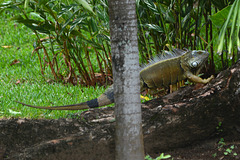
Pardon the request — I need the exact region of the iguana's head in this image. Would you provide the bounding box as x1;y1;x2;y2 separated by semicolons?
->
181;50;209;74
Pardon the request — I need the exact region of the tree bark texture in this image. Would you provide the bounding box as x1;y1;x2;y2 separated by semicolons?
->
109;0;144;159
1;61;240;160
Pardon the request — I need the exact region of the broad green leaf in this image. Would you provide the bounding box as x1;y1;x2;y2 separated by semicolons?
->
25;24;50;34
38;0;49;6
89;17;98;32
165;11;175;23
85;39;103;50
11;15;41;25
58;5;74;18
158;3;175;23
216;3;235;53
237;11;240;49
210;5;232;28
181;12;191;29
59;14;76;35
216;0;240;53
69;17;85;32
24;0;29;9
142;24;163;33
136;0;140;8
11;16;54;34
228;0;240;53
143;0;159;14
74;0;94;14
30;12;45;20
97;34;110;41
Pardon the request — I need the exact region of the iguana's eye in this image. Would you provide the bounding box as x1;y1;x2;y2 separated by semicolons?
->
191;62;198;67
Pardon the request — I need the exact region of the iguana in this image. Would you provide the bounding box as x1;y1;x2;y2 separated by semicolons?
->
16;49;214;110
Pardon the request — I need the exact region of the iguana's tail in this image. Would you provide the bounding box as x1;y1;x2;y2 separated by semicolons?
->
16;86;114;110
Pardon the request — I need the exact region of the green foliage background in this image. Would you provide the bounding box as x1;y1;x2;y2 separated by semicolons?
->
0;0;239;118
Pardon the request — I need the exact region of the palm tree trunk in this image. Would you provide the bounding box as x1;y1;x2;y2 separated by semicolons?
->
108;0;145;159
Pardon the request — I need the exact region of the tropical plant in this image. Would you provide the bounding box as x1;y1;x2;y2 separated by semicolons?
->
136;0;238;73
212;0;240;66
137;0;215;67
145;153;171;160
0;0;112;86
1;0;239;86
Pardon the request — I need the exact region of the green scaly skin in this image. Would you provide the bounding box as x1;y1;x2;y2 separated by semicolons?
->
16;49;214;110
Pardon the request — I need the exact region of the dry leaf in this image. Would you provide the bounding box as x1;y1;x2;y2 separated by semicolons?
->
10;59;20;66
16;80;21;85
1;46;12;48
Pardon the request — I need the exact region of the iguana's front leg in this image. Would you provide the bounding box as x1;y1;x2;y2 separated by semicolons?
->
185;71;214;84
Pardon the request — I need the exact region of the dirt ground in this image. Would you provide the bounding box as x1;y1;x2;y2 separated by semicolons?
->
165;137;240;160
0;113;239;160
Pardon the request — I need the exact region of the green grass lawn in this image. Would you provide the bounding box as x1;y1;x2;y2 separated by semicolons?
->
0;11;108;119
